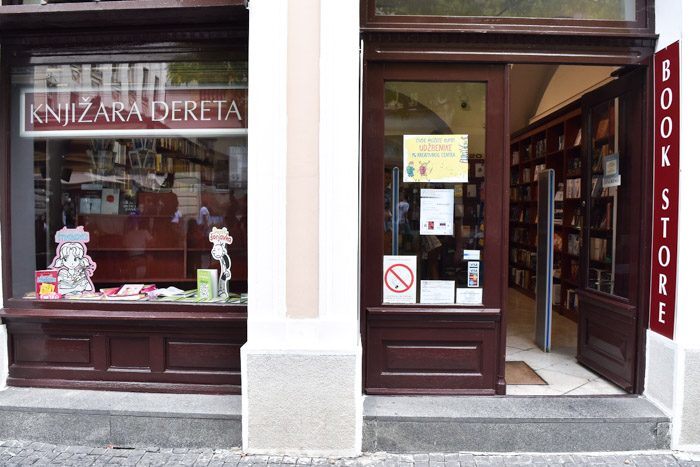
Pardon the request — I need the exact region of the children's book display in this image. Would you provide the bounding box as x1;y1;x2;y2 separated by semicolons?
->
30;226;246;304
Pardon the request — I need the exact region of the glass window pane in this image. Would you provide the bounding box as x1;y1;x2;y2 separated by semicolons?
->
10;61;248;304
587;97;629;298
384;81;486;305
376;0;636;21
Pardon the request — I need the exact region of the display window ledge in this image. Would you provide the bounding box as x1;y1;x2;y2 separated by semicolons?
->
0;300;246;322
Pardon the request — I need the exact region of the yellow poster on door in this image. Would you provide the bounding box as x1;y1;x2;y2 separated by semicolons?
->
403;135;469;183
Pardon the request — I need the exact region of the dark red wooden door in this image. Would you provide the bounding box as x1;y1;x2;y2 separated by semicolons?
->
577;69;649;393
361;63;508;394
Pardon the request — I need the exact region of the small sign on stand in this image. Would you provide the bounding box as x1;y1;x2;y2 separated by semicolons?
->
209;227;233;298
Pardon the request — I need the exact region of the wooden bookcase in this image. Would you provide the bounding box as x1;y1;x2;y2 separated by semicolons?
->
509;105;582;317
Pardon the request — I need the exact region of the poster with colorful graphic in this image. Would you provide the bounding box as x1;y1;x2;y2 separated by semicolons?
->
403;135;469;183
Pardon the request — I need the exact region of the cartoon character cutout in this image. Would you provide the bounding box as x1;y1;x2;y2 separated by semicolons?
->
49;227;96;295
209;227;233;298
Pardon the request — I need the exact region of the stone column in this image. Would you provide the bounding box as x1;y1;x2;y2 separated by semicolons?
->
241;0;361;456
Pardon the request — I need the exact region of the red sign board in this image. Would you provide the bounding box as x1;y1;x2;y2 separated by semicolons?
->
651;41;680;340
21;87;247;137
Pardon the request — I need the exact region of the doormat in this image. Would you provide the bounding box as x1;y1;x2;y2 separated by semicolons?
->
505;361;547;385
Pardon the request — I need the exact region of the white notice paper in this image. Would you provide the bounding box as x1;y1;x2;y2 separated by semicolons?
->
456;288;483;305
420;189;454;236
420;280;455;304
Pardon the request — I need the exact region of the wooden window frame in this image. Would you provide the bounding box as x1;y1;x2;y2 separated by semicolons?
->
0;26;248;319
361;0;654;38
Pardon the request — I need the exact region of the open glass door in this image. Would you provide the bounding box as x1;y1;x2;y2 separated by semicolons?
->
577;68;647;392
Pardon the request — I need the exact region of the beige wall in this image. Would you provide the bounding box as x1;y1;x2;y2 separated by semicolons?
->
530;65;617;124
286;0;321;319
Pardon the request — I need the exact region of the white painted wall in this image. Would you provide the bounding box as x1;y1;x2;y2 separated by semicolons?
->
648;0;700;451
242;0;362;455
530;65;617;123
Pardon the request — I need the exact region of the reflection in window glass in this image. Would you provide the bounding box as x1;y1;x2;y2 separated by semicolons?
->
383;81;486;304
376;0;636;21
10;61;248;304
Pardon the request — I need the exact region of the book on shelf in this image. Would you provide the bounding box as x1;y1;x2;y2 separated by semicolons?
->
558;134;565;151
590;238;609;262
570;260;579;281
100;188;120;215
566;178;581;199
573;129;582;146
533;163;546;181
512;150;520;165
567;233;581;256
595;117;610;140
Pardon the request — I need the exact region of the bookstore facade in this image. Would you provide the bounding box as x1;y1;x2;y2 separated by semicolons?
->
1;0;700;457
0;2;251;393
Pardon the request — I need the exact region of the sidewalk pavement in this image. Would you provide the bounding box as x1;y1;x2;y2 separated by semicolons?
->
1;440;700;466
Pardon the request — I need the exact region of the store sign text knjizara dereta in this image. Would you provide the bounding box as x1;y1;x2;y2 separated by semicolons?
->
21;88;247;137
651;41;680;340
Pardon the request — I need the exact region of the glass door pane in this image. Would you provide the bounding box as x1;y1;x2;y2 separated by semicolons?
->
586;97;630;298
383;81;486;304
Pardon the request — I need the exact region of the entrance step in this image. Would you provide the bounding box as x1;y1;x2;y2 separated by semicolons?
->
363;396;670;453
0;387;241;448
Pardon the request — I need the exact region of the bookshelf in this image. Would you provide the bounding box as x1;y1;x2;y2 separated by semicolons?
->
586;97;618;296
509;106;582;317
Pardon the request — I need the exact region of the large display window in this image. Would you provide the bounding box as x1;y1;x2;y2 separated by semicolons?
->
9;61;248;305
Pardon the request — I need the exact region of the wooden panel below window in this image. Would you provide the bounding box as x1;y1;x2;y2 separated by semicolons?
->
366;308;500;395
166;339;240;371
4;314;245;394
13;334;91;365
108;337;150;369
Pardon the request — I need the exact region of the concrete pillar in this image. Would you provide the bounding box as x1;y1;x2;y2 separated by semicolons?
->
645;0;700;452
241;0;361;456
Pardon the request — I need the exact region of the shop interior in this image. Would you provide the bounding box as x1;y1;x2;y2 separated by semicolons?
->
505;64;627;396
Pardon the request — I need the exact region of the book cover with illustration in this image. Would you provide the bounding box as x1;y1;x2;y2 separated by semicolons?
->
35;270;61;299
197;269;219;300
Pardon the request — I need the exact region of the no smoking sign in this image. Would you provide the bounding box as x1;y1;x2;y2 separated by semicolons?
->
383;256;417;304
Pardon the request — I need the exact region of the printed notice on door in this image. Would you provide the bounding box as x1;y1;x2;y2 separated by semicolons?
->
403;135;469;183
420;189;454;236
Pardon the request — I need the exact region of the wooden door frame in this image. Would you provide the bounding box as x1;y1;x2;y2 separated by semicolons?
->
360;34;656;394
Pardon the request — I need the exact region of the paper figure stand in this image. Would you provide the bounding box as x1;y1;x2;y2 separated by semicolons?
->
209;227;233;298
49;226;97;295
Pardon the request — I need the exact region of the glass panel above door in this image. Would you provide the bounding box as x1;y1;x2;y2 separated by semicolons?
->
375;0;636;21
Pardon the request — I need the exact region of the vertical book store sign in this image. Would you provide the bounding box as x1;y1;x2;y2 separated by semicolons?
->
651;41;680;340
383;256;417;304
